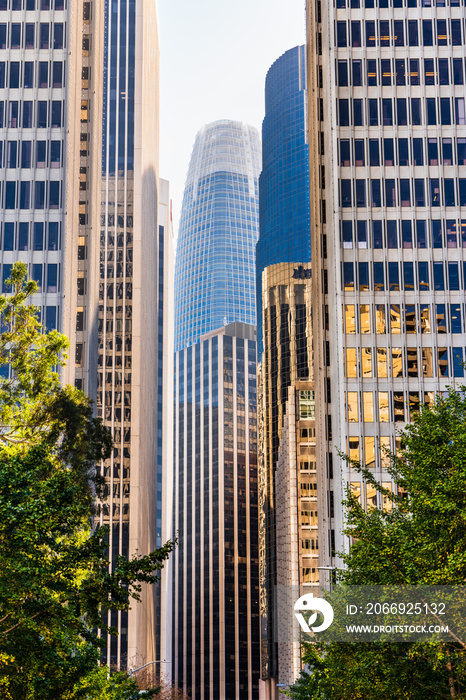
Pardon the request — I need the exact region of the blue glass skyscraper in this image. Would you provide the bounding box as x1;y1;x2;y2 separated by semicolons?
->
174;120;261;352
256;45;311;355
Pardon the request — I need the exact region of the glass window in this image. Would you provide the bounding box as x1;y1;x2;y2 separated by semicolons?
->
444;179;455;207
389;262;400;290
49;181;60;209
359;262;369;290
408;20;418;47
376;304;386;332
371;179;381;207
339;99;349;126
427;98;437;125
341;180;352;207
342;220;353;248
37;101;47;128
451;19;462;46
453;58;464;86
404;263;415;290
385;179;396;207
40;23;49;49
441;98;451;126
48;222;59;250
337;22;347;47
428;139;438;165
397;99;407;126
47;264;58;292
381;59;392;86
411;97;422;125
53;23;64;49
380;20;390;47
392;349;403;377
52;62;63;88
395;59;405;85
413;138;423;166
38;62;48;89
410;59;420;85
367;59;377;86
357;221;367;248
25;23;35;48
387;220;398;248
455;98;465;126
438;348;449;377
353;99;363;127
34;181;45;209
437;19;447;46
402;220;412;248
7;141;17;168
391;305;401;333
344;262;354;290
372;220;383;248
18;223;28;250
2;264;13;292
451;304;462;333
354;140;365;166
453;349;464;378
430;179;440;207
32;264;42;290
346;348;357;378
0;25;6;49
24;62;34;89
351;21;361;47
366;20;376;47
363;392;373;422
434;262;444;290
446;220;457;248
19;181;30;209
398;138;409;166
439;58;449;86
432;219;442;248
50;141;61;167
23;101;33;128
9;62;19;89
4;182;16;209
423;20;433;46
373;262;385;290
448;262;459;291
414;179;425;206
394;20;404;46
384;139;394;166
3;223;14;250
460;179;466;205
379;392;389;421
36;141;46;167
338;61;348;86
436;304;446;333
356;179;366;207
382;99;393;126
368;99;378;126
11;24;21;48
418;262;429;289
352;60;362;86
51;101;62;128
443;138;453;164
420;305;431;333
340;139;350;166
347;392;358;423
424;58;435;85
345;305;356;333
369;139;379;167
34;222;44;250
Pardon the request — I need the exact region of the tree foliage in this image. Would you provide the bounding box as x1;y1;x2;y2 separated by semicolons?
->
286;388;466;699
0;263;174;699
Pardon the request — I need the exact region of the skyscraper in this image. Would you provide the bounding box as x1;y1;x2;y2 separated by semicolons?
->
255;47;312;696
172;120;261;698
306;0;466;578
174;120;261;352
0;0;166;673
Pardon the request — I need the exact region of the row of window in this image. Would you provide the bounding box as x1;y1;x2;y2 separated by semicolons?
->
0;220;60;250
0;0;65;10
0;100;64;128
339;137;465;168
0;139;62;168
341;218;466;249
343;301;458;334
1;261;59;292
2;178;62;208
338;96;466;127
342;259;466;291
336;18;463;48
336;57;465;87
0;22;64;49
341;177;466;208
346;381;464;429
0;61;65;89
345;344;464;378
336;0;463;8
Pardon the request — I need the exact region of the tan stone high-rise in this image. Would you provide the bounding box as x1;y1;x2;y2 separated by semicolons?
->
0;0;167;674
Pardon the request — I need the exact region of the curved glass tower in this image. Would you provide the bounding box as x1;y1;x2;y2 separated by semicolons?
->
174;120;261;352
256;45;311;355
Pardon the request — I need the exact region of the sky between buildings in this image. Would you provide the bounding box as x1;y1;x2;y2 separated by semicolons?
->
158;0;306;235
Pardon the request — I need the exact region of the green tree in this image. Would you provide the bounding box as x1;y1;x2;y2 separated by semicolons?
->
0;263;174;699
286;388;466;699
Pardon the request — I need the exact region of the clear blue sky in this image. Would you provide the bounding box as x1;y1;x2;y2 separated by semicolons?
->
157;0;306;232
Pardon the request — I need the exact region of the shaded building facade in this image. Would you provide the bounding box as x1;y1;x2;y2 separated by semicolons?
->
255;47;312;697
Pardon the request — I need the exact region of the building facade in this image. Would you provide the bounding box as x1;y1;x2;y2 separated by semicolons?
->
173;323;260;700
174;120;261;352
256;47;312;696
172;120;261;698
306;0;466;574
0;0;166;673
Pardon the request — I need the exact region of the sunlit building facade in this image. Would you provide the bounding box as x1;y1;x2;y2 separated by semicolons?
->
174;120;261;352
306;0;466;576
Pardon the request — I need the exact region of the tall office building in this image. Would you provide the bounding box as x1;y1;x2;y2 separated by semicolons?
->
0;0;165;673
306;0;466;577
172;120;261;698
174;120;261;352
255;48;312;697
